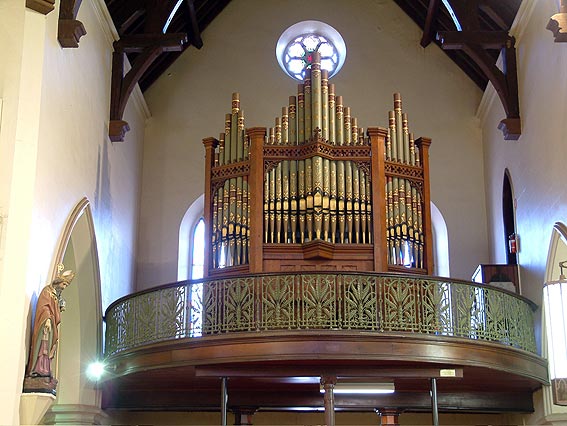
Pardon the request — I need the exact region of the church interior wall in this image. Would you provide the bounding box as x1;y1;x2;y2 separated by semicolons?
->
3;0;566;423
480;1;566;420
0;0;146;424
138;0;488;290
481;0;567;308
30;0;146;311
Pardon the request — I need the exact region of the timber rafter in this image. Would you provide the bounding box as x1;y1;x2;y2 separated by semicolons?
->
108;0;188;142
435;0;521;140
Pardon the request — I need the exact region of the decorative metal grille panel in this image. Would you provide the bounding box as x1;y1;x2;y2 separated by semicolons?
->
104;273;538;357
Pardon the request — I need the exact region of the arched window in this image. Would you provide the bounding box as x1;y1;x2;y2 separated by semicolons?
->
502;170;517;265
178;195;204;281
191;218;205;279
276;20;347;81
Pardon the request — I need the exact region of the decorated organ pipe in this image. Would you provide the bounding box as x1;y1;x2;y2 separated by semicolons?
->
203;55;433;277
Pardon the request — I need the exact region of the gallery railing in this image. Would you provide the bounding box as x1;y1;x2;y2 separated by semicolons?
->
104;273;537;357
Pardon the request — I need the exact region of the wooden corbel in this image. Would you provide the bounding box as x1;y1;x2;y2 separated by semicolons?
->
58;0;86;48
547;0;567;42
420;0;440;48
109;33;187;142
436;1;521;140
437;31;520;139
26;0;55;15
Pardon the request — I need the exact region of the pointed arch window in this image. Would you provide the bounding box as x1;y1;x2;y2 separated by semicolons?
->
191;217;205;279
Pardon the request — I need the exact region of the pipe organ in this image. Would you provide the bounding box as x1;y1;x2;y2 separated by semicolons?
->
203;52;433;277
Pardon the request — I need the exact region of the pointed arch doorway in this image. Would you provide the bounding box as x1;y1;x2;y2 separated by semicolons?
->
43;198;106;424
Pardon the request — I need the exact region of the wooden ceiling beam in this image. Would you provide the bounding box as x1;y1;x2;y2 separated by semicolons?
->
144;0;178;33
195;366;464;379
111;0;145;35
119;9;145;36
437;30;510;49
109;32;187;142
438;30;520;139
479;4;508;30
420;0;440;48
116;33;189;53
185;0;203;49
436;1;521;140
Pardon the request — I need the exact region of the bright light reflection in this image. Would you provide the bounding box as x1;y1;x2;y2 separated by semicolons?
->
319;42;333;56
441;0;463;31
191;218;205;279
320;383;395;394
86;361;105;381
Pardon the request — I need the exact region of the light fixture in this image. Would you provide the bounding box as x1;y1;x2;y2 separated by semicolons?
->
547;0;567;42
544;264;567;405
560;260;567;280
320;382;395;394
86;361;106;381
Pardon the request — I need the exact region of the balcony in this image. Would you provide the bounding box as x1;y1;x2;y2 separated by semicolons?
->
101;272;547;414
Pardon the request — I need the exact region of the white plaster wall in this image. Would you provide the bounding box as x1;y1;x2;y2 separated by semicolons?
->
29;0;146;310
481;0;567;307
139;0;487;289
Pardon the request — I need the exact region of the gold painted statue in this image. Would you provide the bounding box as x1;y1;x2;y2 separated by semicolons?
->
27;267;75;378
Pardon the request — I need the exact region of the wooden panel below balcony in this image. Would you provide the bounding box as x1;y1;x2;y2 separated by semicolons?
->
101;332;545;413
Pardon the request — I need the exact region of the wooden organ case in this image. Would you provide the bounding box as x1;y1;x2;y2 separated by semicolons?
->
202;52;433;277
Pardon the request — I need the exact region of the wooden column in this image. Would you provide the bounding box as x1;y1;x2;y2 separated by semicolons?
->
431;378;439;426
367;127;388;272
320;376;336;426
415;137;433;274
233;407;256;425
246;127;267;273
376;408;401;426
202;137;219;277
221;377;228;426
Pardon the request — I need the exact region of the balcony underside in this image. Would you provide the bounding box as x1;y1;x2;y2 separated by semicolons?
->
101;331;547;413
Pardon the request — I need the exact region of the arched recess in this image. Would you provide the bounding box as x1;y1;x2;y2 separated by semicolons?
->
178;194;204;281
542;223;567;413
431;202;450;277
43;198;105;424
503;170;517;265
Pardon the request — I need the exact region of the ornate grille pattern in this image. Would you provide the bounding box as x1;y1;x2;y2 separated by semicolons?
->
104;273;537;356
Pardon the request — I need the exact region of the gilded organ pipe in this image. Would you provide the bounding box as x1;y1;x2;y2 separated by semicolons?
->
204;73;431;275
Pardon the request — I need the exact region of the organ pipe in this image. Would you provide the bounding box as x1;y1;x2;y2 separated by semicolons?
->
203;64;432;275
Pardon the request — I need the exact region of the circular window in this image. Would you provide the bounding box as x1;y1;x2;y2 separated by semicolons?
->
276;21;346;81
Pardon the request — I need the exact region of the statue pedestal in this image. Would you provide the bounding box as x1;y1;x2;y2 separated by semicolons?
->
23;376;58;395
19;393;55;425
